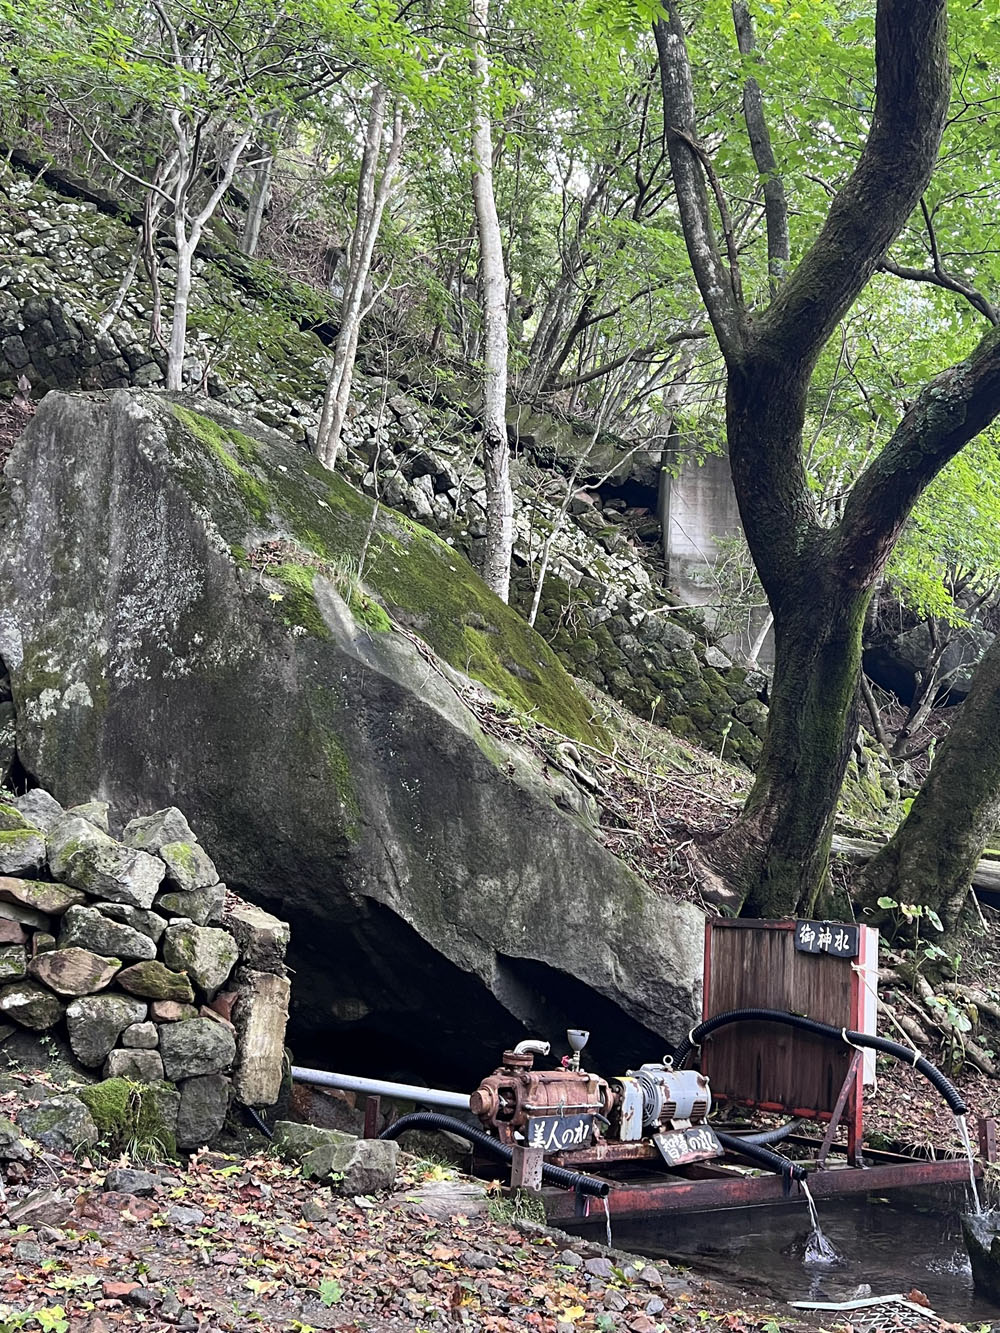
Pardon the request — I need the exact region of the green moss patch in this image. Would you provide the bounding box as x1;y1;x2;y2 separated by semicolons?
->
166;401;603;745
172;404;270;521
77;1077;177;1159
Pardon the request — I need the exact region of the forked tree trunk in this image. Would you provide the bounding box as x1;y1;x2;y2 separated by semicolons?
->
858;632;1000;930
470;0;514;603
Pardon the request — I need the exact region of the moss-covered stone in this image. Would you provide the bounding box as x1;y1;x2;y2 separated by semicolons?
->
77;1076;178;1158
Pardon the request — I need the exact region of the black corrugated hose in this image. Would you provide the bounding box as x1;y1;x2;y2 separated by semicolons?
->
674;1007;967;1115
378;1110;610;1196
714;1129;806;1183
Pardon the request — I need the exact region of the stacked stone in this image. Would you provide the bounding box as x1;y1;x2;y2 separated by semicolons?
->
0;792;290;1150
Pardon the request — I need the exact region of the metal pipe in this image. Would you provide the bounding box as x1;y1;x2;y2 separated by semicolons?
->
291;1065;472;1111
513;1039;551;1057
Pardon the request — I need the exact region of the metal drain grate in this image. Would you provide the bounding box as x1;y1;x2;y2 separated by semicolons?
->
791;1294;967;1331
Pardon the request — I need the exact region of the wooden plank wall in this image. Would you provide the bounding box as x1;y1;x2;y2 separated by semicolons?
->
701;921;856;1115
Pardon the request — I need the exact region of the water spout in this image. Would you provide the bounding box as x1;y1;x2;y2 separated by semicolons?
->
602;1196;613;1248
801;1179;842;1266
955;1114;982;1215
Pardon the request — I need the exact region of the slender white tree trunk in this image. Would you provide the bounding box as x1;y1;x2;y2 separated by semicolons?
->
240;111;284;258
317;85;404;472
165;118;255;391
470;0;513;603
166;240;192;390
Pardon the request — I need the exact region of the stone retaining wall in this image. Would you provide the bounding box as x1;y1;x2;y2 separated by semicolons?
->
0;790;289;1151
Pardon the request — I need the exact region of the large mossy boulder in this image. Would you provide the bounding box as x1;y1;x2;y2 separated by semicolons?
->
0;390;703;1081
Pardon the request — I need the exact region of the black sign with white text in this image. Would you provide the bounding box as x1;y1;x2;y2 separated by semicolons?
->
794;920;859;958
525;1114;594;1153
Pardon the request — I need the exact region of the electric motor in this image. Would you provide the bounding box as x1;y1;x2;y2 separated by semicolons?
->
613;1065;711;1137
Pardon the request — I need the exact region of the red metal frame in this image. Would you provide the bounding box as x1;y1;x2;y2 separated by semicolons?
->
543;1156;981;1223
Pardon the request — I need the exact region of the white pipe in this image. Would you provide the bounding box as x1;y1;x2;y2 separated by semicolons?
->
291;1065;472;1111
514;1039;551;1056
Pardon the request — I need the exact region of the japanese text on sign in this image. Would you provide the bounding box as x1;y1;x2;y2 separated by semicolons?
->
794;920;859;958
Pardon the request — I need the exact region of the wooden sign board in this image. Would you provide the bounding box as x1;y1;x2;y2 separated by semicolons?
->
700;919;877;1161
653;1124;723;1167
526;1114;594;1153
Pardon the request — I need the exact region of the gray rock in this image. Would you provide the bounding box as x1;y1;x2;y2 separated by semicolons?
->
584;1257;615;1279
558;1250;583;1268
17;1094;98;1152
103;1047;165;1081
0;829;46;875
0;1114;32;1160
13;1240;42;1264
156;883;225;927
0;899;50;931
159;1017;236;1080
65;800;110;832
161;923;237;998
116;960;195;1003
98;903;167;944
159;840;218;892
222;902;289;969
175;1073;229;1150
13;789;64;832
7;1189;72;1228
0;944;26;980
0;392;705;1067
0;877;85;916
271;1120;354;1162
122;1020;159;1048
65;992;147;1066
28;947;121;996
165;1204;205;1226
327;1138;398;1194
232;970;289;1107
0;980;63;1029
124;808;196;854
103;1167;161;1196
48;816;164;909
300;1142;340;1181
59;904;157;960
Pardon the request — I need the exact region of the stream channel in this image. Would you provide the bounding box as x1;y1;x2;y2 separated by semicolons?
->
571;1187;1000;1325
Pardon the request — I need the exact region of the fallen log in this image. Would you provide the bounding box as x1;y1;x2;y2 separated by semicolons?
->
831;834;1000;896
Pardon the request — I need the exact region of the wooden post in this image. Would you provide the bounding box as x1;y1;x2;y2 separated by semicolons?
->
979;1116;997;1164
363;1094;381;1140
510;1144;544;1191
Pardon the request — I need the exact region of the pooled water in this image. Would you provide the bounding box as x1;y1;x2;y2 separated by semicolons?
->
955;1114;983;1215
801;1179;842;1266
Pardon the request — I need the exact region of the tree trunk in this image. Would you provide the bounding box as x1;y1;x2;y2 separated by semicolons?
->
470;0;513;603
240;150;275;259
707;557;872;917
316;85;404;472
858;632;1000;929
166;242;192;391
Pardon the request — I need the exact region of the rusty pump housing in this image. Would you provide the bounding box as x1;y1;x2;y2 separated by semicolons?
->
469;1044;614;1145
469;1033;714;1161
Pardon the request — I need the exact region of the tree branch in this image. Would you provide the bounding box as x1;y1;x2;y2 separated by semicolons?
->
731;1;789;297
654;4;747;362
835;323;1000;584
757;0;950;370
879;198;999;324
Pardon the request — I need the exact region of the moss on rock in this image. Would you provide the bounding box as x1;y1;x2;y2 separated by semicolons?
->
77;1077;178;1158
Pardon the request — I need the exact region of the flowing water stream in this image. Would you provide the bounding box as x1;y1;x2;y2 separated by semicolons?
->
800;1179;841;1265
956;1113;984;1214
